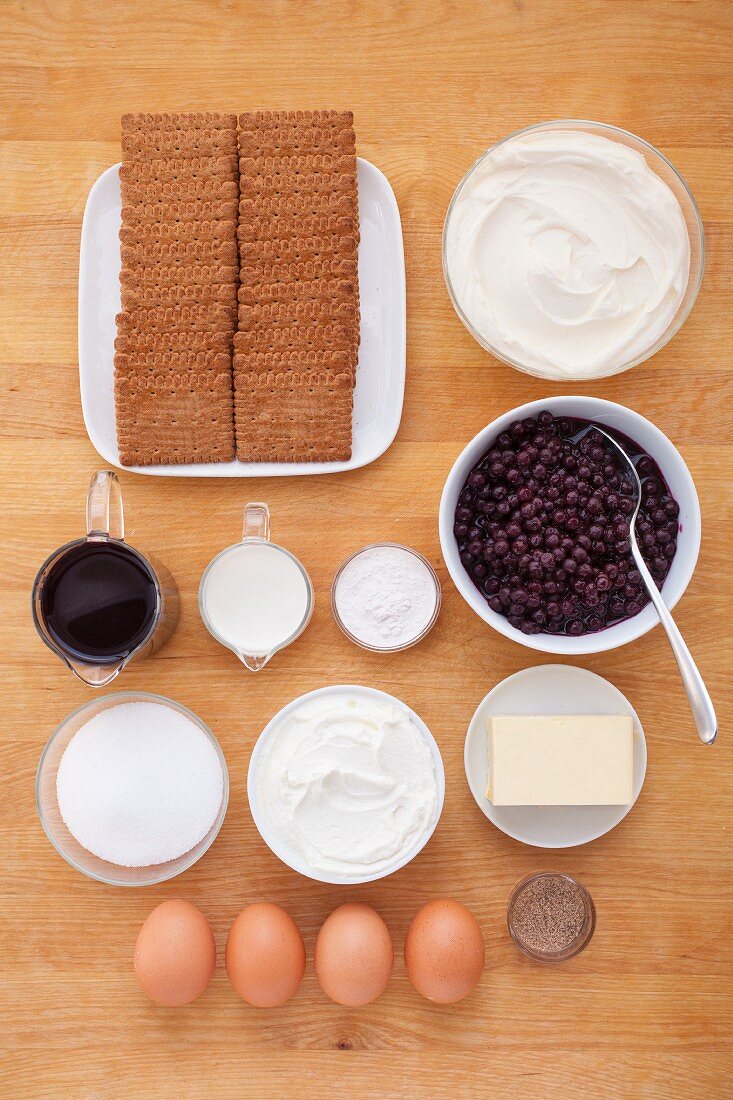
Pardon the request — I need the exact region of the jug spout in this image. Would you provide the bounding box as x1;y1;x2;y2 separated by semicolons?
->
67;656;124;688
237;650;272;673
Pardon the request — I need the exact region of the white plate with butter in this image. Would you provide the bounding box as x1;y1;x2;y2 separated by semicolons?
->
464;665;647;848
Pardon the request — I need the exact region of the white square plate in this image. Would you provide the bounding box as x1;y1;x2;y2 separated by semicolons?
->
78;158;406;476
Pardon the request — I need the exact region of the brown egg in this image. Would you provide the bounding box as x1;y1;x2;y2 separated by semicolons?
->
226;902;305;1007
405;898;484;1004
315;902;393;1007
134;899;216;1007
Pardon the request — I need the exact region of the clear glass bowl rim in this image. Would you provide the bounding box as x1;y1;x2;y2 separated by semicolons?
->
331;541;442;653
36;690;229;887
442;118;706;380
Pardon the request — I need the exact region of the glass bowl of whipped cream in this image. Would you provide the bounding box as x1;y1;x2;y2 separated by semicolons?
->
443;120;704;382
247;685;445;884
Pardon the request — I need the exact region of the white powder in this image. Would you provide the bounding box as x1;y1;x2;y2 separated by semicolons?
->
56;702;224;867
333;544;439;650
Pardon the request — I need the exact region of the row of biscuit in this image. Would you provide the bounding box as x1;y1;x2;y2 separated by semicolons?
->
234;110;360;463
115;113;239;465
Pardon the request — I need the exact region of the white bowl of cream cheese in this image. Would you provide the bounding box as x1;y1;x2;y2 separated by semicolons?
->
247;686;445;884
443;121;704;381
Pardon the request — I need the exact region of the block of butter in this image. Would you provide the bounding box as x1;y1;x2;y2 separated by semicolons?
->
486;714;634;806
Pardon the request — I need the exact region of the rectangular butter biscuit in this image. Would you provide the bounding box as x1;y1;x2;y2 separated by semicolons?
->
233;348;351;376
115;330;232;355
237;273;357;307
122;198;239;226
233;320;353;356
115;368;235;466
239;256;358;291
115;349;231;377
238;110;354;129
122;130;237;159
237;211;358;245
120;177;239;207
237;190;358;225
239;234;357;263
122;111;237;132
120;156;238;185
234;369;353;463
120;239;238;268
120;220;238;248
116;302;236;334
122;128;238;161
120;262;239;289
121;281;237;311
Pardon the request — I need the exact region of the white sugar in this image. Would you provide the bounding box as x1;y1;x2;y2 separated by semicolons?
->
56;701;224;867
334;545;439;649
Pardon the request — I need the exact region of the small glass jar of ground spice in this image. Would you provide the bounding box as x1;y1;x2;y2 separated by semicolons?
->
507;872;595;962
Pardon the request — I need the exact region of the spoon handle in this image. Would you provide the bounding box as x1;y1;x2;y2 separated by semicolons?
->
631;540;717;745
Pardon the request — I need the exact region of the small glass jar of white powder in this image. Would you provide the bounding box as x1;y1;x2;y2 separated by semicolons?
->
332;543;441;652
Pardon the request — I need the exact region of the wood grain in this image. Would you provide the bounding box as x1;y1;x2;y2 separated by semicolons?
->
1;1;731;1097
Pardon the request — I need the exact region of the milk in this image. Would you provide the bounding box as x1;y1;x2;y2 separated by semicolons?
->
201;543;310;657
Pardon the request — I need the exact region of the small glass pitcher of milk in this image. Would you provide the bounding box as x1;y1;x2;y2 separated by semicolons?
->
198;502;314;671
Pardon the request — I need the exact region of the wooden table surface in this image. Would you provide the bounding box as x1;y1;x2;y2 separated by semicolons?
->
1;2;731;1096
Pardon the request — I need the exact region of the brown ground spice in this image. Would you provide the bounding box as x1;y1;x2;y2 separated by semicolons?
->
510;874;587;954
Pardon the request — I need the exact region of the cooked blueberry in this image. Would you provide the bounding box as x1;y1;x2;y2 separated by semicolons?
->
454;413;678;636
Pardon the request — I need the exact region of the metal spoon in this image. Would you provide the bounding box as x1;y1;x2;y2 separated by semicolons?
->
592;426;717;745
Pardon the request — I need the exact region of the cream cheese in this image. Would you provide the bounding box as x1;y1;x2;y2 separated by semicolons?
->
445;129;691;379
253;692;440;880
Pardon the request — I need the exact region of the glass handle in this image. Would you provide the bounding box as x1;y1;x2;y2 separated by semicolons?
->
86;470;125;540
242;501;270;543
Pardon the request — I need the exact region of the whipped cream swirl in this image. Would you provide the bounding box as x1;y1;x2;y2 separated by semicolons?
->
444;129;691;379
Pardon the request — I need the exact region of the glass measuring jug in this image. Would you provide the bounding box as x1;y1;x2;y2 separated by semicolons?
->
32;471;179;687
198;502;314;671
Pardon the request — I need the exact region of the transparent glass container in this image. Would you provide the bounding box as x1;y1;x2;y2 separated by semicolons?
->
507;872;596;962
199;502;314;672
331;542;442;653
32;471;179;687
36;691;229;887
443;120;705;381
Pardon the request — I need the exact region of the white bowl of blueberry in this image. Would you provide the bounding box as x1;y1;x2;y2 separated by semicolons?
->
439;397;701;654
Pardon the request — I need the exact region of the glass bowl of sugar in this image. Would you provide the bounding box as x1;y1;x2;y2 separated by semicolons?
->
331;543;442;653
36;692;229;886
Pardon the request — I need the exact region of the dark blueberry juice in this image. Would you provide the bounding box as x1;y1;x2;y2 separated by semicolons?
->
40;541;158;664
453;411;680;637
